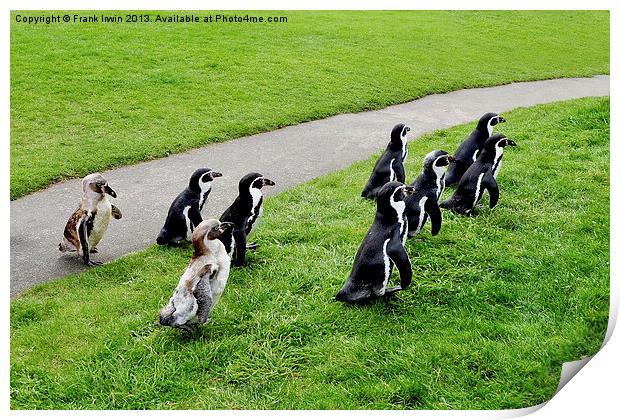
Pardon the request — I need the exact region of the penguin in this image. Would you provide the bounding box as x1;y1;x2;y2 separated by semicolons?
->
58;173;122;266
405;150;455;238
336;181;415;303
444;113;506;186
218;172;275;266
361;123;411;199
156;168;223;245
440;133;516;216
159;219;233;334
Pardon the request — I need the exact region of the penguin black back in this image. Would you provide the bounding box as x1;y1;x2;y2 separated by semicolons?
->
361;123;411;199
219;172;275;266
337;182;414;303
445;113;505;186
405;150;454;238
440;134;516;216
156;168;222;245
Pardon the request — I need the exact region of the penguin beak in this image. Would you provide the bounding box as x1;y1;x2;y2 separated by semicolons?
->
262;178;275;187
211;171;223;178
447;155;456;163
498;116;506;123
403;186;415;196
506;139;517;147
104;185;117;198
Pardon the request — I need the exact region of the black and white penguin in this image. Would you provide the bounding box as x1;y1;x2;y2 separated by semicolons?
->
440;133;516;216
336;181;415;303
405;150;454;238
58;173;122;266
159;219;233;334
444;113;506;186
218;172;275;266
156;168;223;245
361;123;411;199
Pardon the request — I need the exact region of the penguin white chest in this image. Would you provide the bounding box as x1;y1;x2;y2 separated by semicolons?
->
183;206;193;241
381;239;391;294
433;166;446;198
389;192;406;243
492;145;504;179
389;159;396;182
414;196;428;235
198;181;212;213
473;173;485;207
248;188;263;229
89;199;112;248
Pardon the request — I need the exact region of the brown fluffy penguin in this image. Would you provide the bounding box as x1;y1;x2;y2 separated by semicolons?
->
58;173;122;266
159;219;233;334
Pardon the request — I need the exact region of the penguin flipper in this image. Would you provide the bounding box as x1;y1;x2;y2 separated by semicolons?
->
193;267;214;325
188;207;203;231
231;228;246;266
426;199;442;236
387;241;412;290
484;177;500;209
78;213;98;266
111;205;123;219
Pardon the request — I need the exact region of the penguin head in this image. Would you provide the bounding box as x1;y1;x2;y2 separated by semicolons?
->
389;123;411;148
376;182;415;219
82;173;116;198
191;219;234;255
423;150;455;172
189;168;222;193
477;113;506;136
484;133;517;153
239;172;276;194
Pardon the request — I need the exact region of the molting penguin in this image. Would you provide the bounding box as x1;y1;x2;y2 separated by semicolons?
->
405;150;454;238
156;168;223;245
440;133;516;216
361;123;411;199
336;182;415;303
218;172;275;266
58;173;122;266
159;219;233;334
445;113;505;186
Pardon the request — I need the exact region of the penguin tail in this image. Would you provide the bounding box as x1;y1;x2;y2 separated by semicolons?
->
361;187;377;200
336;281;371;303
156;228;171;245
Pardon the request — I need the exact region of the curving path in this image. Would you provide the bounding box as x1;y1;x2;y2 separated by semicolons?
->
10;75;609;296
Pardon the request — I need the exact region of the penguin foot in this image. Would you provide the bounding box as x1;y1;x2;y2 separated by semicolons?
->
246;242;258;251
384;285;403;297
177;324;197;336
86;260;103;267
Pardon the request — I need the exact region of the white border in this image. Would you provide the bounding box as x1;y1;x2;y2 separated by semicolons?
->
3;1;616;419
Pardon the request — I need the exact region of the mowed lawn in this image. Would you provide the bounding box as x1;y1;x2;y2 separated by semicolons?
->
10;10;609;199
10;97;609;409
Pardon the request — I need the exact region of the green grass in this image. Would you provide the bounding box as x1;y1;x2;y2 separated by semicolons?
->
10;97;610;409
10;10;609;199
